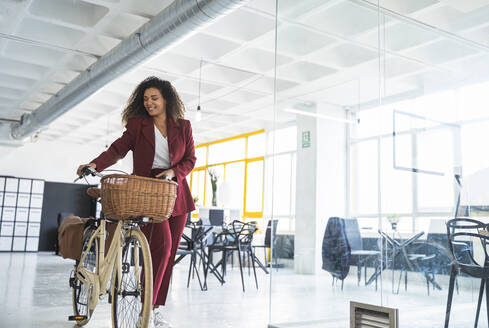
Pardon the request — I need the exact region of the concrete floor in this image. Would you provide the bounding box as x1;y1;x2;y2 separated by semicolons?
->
0;252;486;328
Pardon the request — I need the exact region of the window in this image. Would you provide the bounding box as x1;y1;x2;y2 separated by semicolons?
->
245;159;264;215
190;130;265;218
208;138;245;165
351;83;489;234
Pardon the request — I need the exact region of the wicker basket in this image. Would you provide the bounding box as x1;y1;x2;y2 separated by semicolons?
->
100;174;177;222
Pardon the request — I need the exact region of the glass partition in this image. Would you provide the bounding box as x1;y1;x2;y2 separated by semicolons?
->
270;0;489;327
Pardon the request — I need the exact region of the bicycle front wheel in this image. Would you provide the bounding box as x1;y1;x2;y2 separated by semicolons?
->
111;228;153;328
72;228;97;326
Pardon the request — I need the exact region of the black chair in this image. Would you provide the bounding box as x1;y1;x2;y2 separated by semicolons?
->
207;220;261;292
253;219;279;268
344;218;380;287
175;220;207;291
444;218;489;328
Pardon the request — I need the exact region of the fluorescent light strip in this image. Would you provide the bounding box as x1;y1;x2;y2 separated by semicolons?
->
284;108;356;124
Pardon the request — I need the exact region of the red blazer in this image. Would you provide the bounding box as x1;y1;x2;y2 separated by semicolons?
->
91;116;196;216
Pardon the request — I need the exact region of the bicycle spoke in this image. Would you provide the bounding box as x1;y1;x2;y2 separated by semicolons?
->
113;234;149;328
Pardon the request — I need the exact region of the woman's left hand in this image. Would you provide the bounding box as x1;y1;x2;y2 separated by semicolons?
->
155;169;175;179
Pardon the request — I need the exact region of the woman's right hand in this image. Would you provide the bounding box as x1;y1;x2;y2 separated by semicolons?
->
77;163;97;176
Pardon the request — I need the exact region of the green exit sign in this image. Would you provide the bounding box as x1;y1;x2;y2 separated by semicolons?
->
302;131;310;148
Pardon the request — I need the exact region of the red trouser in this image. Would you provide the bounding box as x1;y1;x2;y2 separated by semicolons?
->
141;213;187;306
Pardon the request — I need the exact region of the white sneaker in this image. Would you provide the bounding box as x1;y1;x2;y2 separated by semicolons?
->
136;311;155;328
153;310;172;328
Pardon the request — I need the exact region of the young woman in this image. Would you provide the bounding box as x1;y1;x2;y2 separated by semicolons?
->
77;76;196;328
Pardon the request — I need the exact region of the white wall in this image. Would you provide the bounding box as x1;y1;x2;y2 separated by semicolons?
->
0;139;133;183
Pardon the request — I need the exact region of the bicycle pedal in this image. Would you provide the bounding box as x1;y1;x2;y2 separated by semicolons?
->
68;315;87;321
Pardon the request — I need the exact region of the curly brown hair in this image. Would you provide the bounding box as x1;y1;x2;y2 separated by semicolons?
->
122;76;185;125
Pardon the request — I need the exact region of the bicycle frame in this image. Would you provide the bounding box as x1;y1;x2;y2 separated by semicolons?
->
76;219;123;313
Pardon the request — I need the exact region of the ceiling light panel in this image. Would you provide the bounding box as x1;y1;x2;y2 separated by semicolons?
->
310;43;378;68
246;76;299;94
20;101;42;111
101;13;149;40
403;39;477;65
220;47;293;73
0;58;49;80
88;90;128;107
38;82;65;95
28;93;52;103
439;0;489;13
200;64;258;84
64;54;97;72
0;74;37;91
219;89;266;104
171;33;241;61
4;42;67;67
16;17;86;48
76;35;121;57
380;22;439;52
274;25;337;56
245;0;276;16
178;92;198;104
411;5;463;31
201;98;239;111
369;0;439;15
462;25;489;47
0;87;22;100
145;52;201;75
120;68;178;85
204;8;275;42
29;0;109;28
50;70;79;84
172;79;222;96
278;61;337;82
305;1;383;37
384;56;426;78
277;0;329;19
121;0;174;18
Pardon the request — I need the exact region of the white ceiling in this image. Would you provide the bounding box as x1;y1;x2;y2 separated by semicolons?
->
1;0;489;147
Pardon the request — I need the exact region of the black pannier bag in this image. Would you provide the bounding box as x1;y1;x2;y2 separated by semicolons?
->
321;217;351;280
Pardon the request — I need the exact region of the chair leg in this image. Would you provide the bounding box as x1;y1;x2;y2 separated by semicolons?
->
485;278;489;328
250;248;258;289
247;250;251;276
405;269;408;291
341;278;344;291
475;279;485;328
357;258;361;286
444;266;457;328
364;261;368;286
237;246;245;292
187;252;194;288
193;255;204;291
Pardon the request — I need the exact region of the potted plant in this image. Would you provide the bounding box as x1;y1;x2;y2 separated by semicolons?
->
207;168;219;206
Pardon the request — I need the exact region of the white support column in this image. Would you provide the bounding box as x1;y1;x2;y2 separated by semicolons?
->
294;103;347;274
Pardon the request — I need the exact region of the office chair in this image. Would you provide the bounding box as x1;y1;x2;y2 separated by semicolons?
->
444;218;489;328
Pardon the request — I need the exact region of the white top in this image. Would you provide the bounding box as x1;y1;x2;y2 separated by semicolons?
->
152;124;170;169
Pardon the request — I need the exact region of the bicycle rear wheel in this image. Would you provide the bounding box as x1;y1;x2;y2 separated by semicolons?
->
71;228;97;326
111;228;153;328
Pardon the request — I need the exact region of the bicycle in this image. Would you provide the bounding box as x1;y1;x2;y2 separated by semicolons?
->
70;166;176;328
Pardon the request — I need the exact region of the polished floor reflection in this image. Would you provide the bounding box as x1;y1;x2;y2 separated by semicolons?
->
0;253;485;328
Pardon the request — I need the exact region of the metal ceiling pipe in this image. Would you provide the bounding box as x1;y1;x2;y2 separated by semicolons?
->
9;0;247;140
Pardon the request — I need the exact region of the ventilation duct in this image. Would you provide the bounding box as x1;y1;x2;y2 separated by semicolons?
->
7;0;248;141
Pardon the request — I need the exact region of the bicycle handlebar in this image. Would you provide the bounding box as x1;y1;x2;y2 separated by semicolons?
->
74;165;103;182
75;165;173;183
